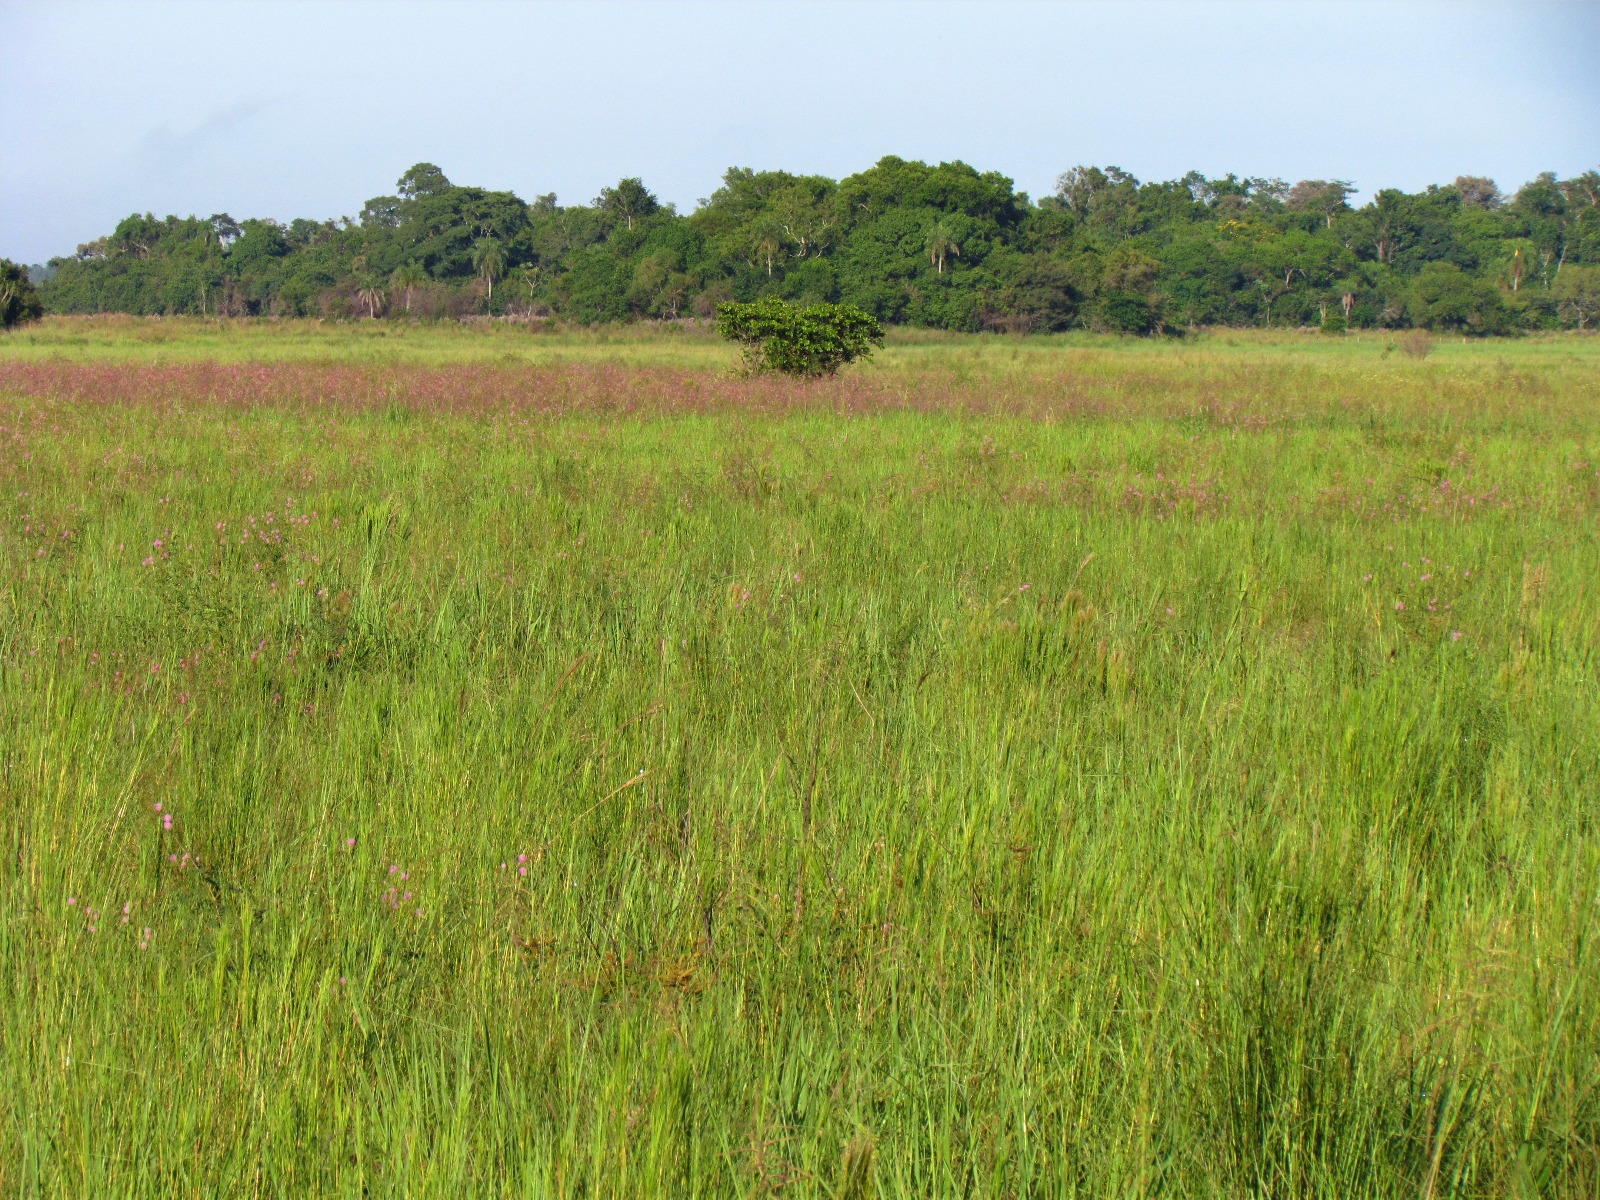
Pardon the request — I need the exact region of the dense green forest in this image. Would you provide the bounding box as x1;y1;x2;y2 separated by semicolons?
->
31;159;1600;333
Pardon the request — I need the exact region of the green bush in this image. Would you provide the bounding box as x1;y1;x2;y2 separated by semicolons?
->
1320;314;1347;335
716;297;884;377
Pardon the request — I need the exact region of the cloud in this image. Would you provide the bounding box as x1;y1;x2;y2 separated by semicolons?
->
136;96;281;173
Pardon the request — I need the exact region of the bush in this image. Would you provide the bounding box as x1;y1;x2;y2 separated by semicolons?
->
1320;314;1347;335
1398;329;1433;359
716;298;884;377
1;259;44;329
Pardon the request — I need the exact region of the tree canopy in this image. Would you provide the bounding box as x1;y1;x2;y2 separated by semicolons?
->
36;160;1600;334
1;259;45;329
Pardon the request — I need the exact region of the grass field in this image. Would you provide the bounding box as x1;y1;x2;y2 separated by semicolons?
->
2;317;1598;1197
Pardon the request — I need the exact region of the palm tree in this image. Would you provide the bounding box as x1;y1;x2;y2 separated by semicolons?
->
925;219;961;275
390;261;426;313
751;220;783;278
355;278;386;319
472;238;506;309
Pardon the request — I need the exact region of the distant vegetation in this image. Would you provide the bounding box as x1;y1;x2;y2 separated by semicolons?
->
32;159;1600;334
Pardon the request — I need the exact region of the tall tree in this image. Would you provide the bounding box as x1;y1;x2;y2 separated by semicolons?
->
925;219;961;274
750;219;784;277
595;178;661;231
1453;176;1502;209
355;278;386;319
396;163;451;199
390;261;426;313
471;238;506;307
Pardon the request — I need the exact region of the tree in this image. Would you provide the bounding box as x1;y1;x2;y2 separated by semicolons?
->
355;278;386;319
390;261;426;313
770;184;836;258
0;259;44;328
1095;291;1156;334
1406;262;1509;334
1454;176;1502;209
360;195;402;228
396;163;451;199
749;218;784;277
925;218;961;274
595;178;661;231
1286;180;1355;227
471;238;506;308
1553;264;1600;330
1054;165;1136;218
33;158;1596;335
515;265;543;310
982;253;1078;331
716;298;883;376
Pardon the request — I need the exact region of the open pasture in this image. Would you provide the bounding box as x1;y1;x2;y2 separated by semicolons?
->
2;320;1598;1197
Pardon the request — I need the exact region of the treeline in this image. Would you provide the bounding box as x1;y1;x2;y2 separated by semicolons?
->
34;158;1600;334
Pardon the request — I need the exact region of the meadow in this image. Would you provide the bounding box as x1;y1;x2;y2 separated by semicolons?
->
2;317;1597;1197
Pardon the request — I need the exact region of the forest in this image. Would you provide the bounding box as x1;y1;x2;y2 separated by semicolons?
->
30;158;1600;334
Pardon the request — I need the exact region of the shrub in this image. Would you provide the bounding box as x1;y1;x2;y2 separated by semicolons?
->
1399;329;1433;359
716;298;884;377
1320;314;1348;335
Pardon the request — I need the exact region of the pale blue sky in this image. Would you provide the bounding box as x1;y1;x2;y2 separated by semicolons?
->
2;0;1596;263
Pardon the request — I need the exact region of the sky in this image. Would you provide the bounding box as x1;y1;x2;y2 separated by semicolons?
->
1;0;1597;263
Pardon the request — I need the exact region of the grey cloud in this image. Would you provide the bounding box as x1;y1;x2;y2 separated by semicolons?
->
136;96;282;172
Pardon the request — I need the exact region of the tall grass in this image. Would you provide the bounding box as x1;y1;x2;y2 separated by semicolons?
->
2;325;1597;1196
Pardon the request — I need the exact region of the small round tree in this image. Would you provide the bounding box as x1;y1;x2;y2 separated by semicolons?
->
0;259;44;330
716;298;884;377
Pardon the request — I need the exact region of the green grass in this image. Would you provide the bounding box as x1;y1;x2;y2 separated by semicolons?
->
2;321;1598;1196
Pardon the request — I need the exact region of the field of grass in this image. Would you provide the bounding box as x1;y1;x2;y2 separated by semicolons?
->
2;318;1598;1197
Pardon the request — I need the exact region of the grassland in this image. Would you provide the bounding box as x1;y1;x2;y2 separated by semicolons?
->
2;317;1598;1197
